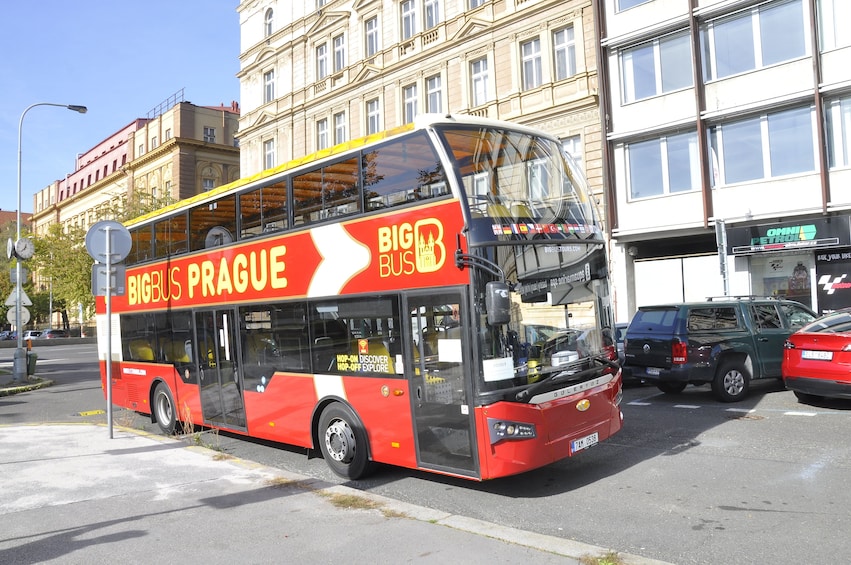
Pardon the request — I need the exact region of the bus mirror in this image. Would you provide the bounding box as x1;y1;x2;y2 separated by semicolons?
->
486;281;510;326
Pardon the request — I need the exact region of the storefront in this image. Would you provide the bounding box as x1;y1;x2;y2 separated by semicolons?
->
726;217;851;315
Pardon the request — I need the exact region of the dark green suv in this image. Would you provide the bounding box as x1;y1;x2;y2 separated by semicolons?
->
623;297;816;402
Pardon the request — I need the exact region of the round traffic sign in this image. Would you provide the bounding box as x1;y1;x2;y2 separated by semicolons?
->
85;220;132;263
7;305;30;326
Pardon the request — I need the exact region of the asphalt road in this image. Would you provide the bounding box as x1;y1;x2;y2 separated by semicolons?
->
3;343;850;564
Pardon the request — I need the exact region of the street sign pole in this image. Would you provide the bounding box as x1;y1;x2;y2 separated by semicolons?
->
85;220;131;441
105;225;114;439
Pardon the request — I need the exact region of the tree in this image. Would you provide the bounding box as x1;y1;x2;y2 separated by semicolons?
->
30;223;93;327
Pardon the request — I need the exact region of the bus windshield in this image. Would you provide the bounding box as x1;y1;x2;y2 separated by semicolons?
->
436;125;596;228
436;124;613;401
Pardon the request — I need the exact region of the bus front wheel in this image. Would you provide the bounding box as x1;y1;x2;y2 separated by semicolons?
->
318;403;373;480
153;382;177;435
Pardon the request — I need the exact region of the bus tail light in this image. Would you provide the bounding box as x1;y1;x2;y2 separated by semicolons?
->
487;418;536;445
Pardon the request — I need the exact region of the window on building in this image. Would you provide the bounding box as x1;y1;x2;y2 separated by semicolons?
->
138;144;144;156
622;31;692;103
366;98;381;134
401;0;416;40
204;127;216;143
317;43;328;80
553;26;576;81
317;118;329;150
826;96;851;168
426;74;442;112
264;139;276;170
562;135;583;171
819;0;851;51
333;34;346;72
151;136;158;149
702;0;805;81
521;38;543;90
334;112;347;144
403;84;418;123
470;0;485;8
264;8;273;37
365;16;379;57
708;106;815;185
264;69;275;103
617;0;651;10
425;0;440;29
471;57;489;106
203;178;215;192
627;131;700;199
165;128;172;140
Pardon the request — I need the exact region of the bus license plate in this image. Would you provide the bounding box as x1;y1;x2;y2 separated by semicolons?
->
802;350;833;361
572;432;599;453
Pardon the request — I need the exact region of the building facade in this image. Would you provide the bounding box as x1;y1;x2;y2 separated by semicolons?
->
30;98;240;328
32;99;241;238
597;0;851;320
236;0;604;217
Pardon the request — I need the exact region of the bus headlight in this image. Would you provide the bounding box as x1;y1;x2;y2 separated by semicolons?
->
487;417;536;444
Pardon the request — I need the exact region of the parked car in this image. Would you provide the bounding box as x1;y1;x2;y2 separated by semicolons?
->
0;330;12;340
623;296;816;402
783;307;851;404
40;329;69;339
22;330;42;340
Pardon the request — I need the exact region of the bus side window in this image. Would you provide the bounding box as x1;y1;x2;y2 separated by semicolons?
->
311;319;351;372
127;338;155;362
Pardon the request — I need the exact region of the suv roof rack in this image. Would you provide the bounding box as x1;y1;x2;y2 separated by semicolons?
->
705;295;778;302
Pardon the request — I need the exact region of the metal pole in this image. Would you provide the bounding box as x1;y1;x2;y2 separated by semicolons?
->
105;226;114;439
14;102;87;382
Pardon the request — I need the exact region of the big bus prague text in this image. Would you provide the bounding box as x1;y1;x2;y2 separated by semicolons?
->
97;115;623;480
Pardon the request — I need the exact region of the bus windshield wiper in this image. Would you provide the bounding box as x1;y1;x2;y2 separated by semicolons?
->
515;355;615;402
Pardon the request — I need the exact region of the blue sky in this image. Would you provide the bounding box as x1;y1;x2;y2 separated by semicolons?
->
0;1;240;215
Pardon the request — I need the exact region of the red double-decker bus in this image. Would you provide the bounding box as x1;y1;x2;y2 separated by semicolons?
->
97;115;623;480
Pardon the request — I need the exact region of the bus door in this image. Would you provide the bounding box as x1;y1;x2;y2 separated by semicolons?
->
407;292;477;474
194;308;246;430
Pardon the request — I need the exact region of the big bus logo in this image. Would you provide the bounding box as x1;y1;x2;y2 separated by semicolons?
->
377;219;445;278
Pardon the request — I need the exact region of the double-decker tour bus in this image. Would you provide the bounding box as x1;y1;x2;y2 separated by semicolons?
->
97;114;623;480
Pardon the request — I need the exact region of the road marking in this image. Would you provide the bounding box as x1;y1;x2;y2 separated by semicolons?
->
627;401;652;406
784;411;817;417
78;410;106;416
674;404;700;409
726;408;755;414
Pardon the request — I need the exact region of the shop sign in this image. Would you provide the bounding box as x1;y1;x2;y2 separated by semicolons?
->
815;250;851;314
727;218;850;255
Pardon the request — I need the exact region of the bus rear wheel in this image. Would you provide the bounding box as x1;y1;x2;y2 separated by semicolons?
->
318;403;373;480
153;382;177;435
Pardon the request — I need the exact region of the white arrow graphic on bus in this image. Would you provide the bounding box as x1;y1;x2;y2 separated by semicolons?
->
308;223;371;297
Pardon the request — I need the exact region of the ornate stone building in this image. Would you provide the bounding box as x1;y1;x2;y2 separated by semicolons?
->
235;0;603;212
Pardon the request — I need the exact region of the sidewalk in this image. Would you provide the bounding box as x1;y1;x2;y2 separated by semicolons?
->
0;381;670;564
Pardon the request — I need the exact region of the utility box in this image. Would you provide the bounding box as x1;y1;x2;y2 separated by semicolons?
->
26;352;37;376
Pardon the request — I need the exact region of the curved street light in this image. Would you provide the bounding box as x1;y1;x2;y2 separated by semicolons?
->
14;103;88;382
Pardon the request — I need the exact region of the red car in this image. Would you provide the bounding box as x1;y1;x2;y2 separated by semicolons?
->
782;308;851;403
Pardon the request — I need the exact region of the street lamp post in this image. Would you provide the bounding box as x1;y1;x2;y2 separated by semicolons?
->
14;102;87;382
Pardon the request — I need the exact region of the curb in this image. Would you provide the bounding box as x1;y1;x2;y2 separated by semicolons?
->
0;377;55;397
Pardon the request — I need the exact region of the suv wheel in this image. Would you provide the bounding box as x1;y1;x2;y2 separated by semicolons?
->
712;360;750;402
657;382;687;394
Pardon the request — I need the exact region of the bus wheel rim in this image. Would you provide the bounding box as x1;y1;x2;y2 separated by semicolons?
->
157;395;172;422
325;419;355;463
